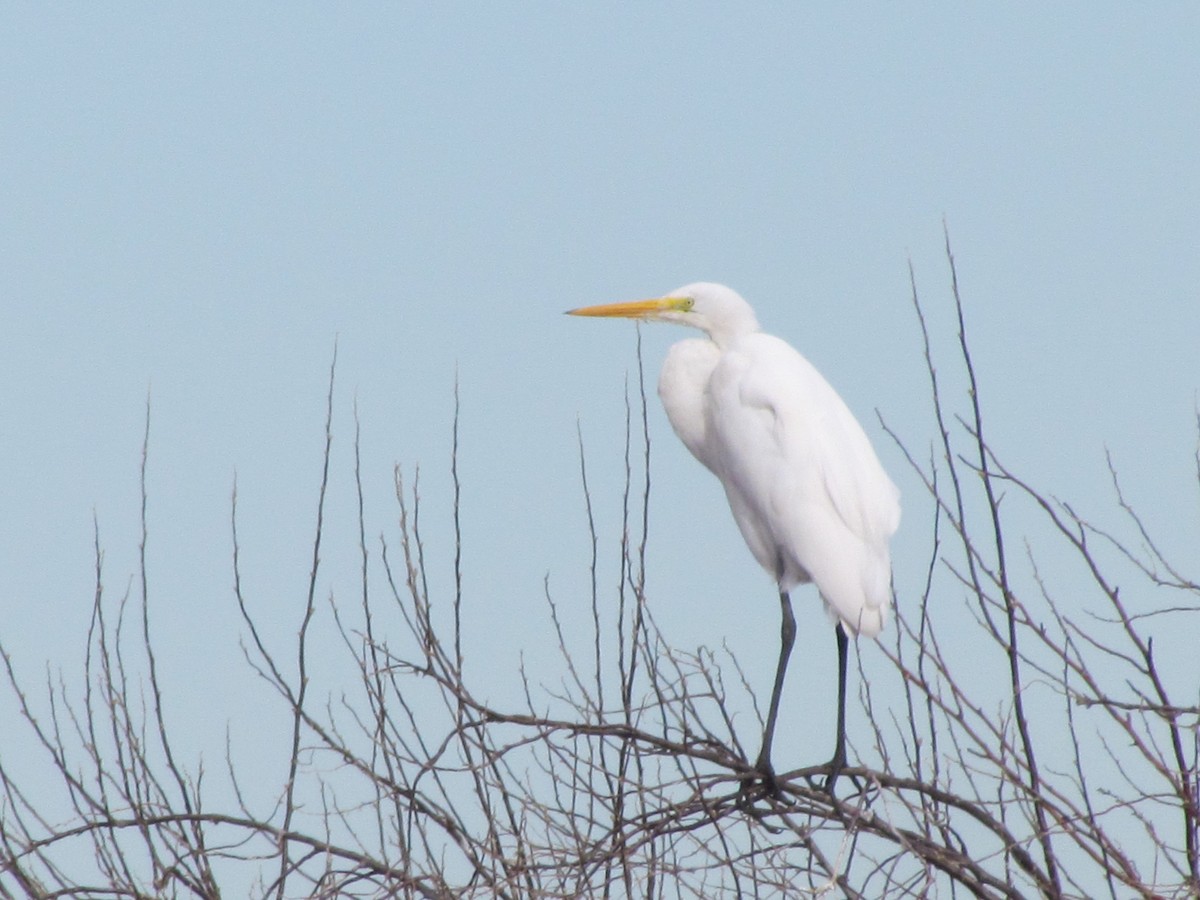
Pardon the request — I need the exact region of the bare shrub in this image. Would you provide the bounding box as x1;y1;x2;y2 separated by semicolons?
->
2;244;1196;898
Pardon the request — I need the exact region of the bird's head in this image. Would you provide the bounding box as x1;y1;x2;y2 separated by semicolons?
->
568;282;760;346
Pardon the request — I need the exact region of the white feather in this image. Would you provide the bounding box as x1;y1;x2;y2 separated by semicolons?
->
656;284;900;637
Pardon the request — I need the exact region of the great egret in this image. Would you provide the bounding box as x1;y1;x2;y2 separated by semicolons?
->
569;282;900;791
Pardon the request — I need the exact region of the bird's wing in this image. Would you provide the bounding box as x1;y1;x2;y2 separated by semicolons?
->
705;334;900;635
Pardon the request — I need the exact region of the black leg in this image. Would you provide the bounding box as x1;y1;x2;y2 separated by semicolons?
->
755;590;796;780
824;624;849;793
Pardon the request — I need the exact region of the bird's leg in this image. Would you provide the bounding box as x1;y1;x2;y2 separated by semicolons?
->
754;590;796;787
824;624;849;793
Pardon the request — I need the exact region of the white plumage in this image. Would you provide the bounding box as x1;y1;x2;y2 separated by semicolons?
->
657;287;899;636
570;281;900;790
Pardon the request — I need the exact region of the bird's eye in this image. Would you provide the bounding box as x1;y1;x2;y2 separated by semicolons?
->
681;298;695;311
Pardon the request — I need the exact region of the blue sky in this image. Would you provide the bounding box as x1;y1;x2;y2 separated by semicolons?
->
2;5;1198;810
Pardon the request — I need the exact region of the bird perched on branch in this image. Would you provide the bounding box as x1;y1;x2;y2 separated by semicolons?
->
569;282;900;792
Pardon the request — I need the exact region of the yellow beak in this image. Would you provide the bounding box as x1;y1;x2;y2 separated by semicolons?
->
566;297;690;319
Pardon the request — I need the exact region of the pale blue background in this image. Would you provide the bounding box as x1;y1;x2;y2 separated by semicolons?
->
2;3;1197;836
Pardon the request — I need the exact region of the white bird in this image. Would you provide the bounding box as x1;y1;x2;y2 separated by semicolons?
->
569;282;900;791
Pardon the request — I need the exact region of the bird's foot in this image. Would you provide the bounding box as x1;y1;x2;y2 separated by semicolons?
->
813;750;865;799
738;754;786;806
822;748;846;795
